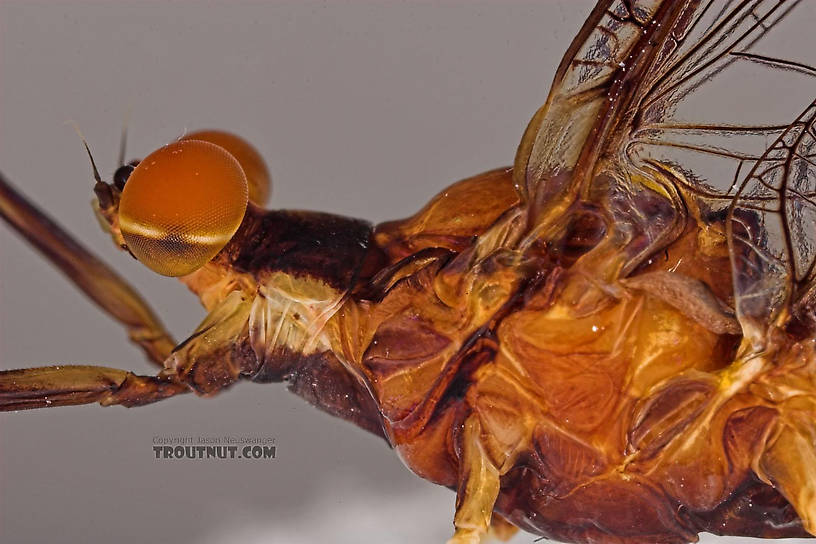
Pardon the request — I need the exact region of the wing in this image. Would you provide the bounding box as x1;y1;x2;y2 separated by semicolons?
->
727;100;816;340
517;0;813;199
515;0;816;337
517;0;815;204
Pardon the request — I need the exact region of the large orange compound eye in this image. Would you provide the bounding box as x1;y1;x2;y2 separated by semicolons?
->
181;130;271;205
118;139;249;277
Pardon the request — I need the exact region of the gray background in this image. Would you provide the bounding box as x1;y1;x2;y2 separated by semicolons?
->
0;2;814;543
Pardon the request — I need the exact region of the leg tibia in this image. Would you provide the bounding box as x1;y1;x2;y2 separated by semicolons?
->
0;365;188;411
0;172;175;367
447;415;501;544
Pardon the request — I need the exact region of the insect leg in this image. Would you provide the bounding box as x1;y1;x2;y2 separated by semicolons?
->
0;365;189;411
0;290;256;412
757;418;816;535
447;415;501;544
0;171;175;366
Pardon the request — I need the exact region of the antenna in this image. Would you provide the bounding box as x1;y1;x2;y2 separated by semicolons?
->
68;120;102;184
68;121;115;209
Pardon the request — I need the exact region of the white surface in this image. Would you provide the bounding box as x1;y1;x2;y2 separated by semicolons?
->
0;2;814;543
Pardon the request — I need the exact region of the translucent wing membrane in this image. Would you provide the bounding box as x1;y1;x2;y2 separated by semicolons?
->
625;0;815;200
515;0;665;202
727;100;816;334
517;1;811;216
516;0;816;337
519;0;814;198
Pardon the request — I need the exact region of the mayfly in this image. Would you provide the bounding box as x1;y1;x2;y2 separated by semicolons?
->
2;1;816;543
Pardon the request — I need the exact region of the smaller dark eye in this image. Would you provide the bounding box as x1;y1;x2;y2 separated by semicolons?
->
113;163;137;191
